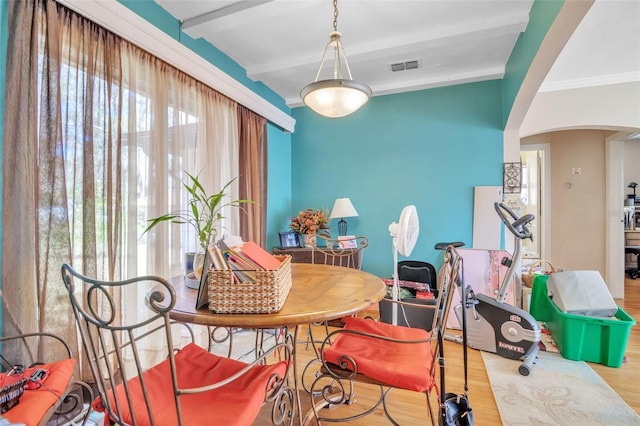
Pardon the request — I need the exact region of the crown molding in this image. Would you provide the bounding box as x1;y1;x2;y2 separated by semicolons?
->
539;72;640;93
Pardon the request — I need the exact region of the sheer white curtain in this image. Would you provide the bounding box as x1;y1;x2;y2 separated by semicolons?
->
120;46;241;353
194;87;240;239
126;48;241;279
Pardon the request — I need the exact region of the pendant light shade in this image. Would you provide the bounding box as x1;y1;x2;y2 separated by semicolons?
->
301;78;371;119
301;2;371;118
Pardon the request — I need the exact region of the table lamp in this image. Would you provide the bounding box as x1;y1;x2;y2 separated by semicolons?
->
330;198;359;236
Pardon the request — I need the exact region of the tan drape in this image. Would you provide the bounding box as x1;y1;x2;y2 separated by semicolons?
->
2;0;39;363
238;106;267;246
3;0;268;377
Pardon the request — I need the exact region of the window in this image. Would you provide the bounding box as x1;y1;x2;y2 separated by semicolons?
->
3;1;265;368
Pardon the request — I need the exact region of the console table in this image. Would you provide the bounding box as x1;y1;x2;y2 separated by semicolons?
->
272;246;361;269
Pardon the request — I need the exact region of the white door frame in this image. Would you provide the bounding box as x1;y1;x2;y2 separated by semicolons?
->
605;132;633;298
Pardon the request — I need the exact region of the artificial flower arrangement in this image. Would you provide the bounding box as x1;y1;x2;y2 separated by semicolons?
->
289;208;330;235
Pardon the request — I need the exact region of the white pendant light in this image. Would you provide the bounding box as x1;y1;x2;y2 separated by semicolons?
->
301;0;371;118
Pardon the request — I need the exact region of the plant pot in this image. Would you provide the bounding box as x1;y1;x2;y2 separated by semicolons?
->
193;251;206;280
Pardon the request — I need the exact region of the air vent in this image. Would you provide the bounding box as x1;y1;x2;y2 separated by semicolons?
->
389;59;421;72
405;60;420;70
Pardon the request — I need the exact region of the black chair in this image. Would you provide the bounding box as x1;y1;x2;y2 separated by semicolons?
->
379;260;439;331
397;260;437;288
626;247;640;279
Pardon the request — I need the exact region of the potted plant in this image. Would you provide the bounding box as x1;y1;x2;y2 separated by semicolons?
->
143;172;250;283
289;208;330;247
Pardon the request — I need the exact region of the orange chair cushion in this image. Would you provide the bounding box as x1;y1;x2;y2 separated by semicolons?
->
323;316;434;392
3;358;76;426
92;342;287;426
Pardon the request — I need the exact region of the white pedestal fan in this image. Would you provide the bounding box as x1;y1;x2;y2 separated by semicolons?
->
388;205;419;325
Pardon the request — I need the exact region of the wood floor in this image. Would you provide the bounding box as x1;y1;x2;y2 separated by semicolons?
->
257;278;640;425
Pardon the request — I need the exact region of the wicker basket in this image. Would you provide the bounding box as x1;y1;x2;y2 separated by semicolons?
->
207;255;292;313
522;259;556;287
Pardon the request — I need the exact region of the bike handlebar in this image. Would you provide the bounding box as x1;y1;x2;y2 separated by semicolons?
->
494;202;534;241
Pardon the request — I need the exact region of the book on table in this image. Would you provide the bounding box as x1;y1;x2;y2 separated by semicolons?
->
238;241;282;270
196;249;213;309
208;240;283;284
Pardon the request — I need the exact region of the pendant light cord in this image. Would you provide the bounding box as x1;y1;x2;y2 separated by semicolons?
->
332;0;342;80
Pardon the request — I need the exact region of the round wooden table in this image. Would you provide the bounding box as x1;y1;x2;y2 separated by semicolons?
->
167;263;385;425
167;263;386;328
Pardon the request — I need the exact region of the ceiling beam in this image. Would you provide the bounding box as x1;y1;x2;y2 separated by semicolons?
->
181;1;315;39
181;1;275;31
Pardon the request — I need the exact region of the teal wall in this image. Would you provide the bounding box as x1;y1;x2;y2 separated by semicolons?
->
266;124;293;249
291;81;504;277
287;0;565;277
0;0;564;284
503;0;564;126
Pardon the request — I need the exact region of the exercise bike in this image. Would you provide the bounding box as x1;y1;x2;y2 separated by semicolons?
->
452;202;541;376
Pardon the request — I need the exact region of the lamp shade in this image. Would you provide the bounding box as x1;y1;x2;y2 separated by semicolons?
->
301;79;371;118
330;198;359;219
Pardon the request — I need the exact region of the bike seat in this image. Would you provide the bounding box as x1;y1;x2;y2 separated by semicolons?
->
434;241;465;250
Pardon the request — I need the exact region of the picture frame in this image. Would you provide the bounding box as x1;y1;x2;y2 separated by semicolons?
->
337;235;358;249
279;231;301;248
503;162;522;194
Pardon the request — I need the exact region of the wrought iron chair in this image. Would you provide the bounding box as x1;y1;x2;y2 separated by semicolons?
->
313;235;369;321
306;235;369;333
301;235;370;390
61;264;295;426
306;245;462;425
310;235;368;270
0;332;93;425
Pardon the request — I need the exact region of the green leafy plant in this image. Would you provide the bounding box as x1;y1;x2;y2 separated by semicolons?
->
143;172;251;251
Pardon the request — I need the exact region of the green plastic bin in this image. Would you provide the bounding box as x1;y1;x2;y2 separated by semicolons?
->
530;275;636;367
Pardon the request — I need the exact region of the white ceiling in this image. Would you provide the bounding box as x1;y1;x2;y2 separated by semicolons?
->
155;0;640;108
540;0;640;92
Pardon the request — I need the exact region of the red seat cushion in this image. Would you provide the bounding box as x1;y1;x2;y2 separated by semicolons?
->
92;342;287;426
3;358;76;426
323;316;434;392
